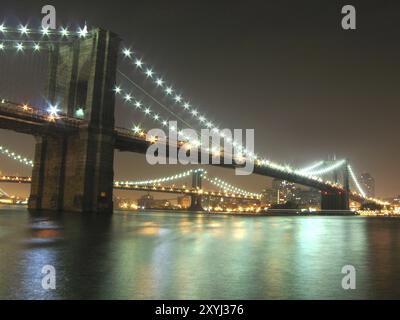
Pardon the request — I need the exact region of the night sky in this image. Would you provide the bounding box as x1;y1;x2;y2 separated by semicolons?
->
0;0;399;198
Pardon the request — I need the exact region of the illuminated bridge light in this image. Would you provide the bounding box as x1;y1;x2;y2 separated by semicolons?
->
145;68;154;78
41;26;50;36
60;27;69;37
134;59;143;68
114;86;121;94
348;165;366;197
155;78;164;86
75;108;85;118
16;43;24;52
19;25;29;35
78;25;88;38
165;87;173;95
304;160;346;176
47;104;60;116
123;48;133;57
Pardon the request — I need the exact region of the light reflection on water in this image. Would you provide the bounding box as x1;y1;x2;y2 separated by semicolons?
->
1;206;400;299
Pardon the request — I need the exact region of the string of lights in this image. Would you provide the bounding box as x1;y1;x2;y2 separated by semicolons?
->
115;87;208;148
113;168;259;198
114;168;206;186
120;48;251;150
0;27;379;204
347;165;366;198
120;48;360;196
0;41;68;52
115;79;355;190
0;24;90;38
118;65;254;157
297;161;324;174
116;78;310;179
119;46;342;183
305;160;346;176
0;145;33;167
202;175;261;198
0;24;89;53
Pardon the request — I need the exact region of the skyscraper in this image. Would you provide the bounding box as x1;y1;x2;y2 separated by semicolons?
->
360;173;375;197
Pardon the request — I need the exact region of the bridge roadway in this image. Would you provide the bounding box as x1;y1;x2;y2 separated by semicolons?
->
0;175;260;201
0;100;363;203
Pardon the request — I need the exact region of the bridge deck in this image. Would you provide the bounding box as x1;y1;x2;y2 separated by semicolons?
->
0;101;364;203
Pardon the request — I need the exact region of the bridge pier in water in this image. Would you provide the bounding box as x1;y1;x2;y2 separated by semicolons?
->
189;169;204;211
320;163;350;211
321;191;349;210
28;29;120;214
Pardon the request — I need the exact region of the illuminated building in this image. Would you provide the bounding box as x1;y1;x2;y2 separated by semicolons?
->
177;196;191;209
269;179;320;208
359;173;375;197
271;179;297;204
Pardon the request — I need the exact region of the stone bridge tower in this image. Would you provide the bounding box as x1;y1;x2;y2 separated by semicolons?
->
28;29;120;213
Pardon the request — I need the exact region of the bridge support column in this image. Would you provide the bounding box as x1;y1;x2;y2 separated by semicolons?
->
189;169;204;211
321;191;349;211
320;161;350;211
28;29;120;214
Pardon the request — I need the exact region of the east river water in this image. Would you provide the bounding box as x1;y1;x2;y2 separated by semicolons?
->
1;206;400;299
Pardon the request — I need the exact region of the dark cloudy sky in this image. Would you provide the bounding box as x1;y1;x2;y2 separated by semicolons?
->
0;0;399;198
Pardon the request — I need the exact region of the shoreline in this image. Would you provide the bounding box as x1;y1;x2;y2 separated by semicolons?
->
1;204;397;217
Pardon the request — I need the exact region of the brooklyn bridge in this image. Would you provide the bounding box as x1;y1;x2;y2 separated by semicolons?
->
0;24;384;213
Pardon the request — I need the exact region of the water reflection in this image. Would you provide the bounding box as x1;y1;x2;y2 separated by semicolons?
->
1;207;400;299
